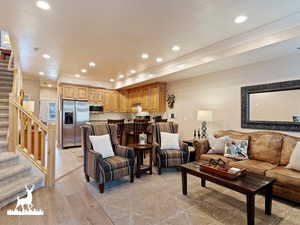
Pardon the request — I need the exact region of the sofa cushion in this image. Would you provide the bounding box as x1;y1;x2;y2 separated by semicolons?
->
159;149;186;167
224;138;249;160
281;136;300;166
265;166;300;189
248;134;283;164
103;156;131;171
200;154;235;164
229;160;276;175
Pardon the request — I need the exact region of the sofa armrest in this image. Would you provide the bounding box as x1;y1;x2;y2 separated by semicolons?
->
193;139;210;161
115;145;135;160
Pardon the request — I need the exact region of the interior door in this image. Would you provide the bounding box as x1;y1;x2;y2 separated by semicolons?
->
62;100;75;148
75;101;89;146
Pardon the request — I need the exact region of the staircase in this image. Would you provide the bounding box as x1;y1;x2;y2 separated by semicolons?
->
0;60;43;208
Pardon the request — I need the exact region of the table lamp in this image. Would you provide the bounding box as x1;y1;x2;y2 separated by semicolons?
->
197;110;213;138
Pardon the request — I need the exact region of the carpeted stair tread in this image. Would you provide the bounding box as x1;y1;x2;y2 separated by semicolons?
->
0;106;8;110
0;75;13;81
0;152;19;164
0;122;8;127
0;175;43;205
0;164;31;182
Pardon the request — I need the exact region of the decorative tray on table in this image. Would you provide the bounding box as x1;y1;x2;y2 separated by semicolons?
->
200;159;246;180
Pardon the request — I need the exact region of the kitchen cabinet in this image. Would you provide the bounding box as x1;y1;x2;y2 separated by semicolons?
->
77;87;88;100
119;91;129;112
104;90;119;112
127;83;166;113
62;85;88;100
62;85;76;99
60;82;166;113
88;88;97;103
96;89;103;104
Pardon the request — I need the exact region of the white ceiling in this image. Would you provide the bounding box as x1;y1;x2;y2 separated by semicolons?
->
1;0;300;87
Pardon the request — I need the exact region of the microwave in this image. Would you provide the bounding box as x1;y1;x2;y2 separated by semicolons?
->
89;105;104;112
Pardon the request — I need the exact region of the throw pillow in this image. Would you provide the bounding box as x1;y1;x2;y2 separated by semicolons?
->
224;138;249;160
287;142;300;171
89;134;115;158
160;132;180;150
207;136;229;154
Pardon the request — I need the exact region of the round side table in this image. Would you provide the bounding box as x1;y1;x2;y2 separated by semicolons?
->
128;144;153;178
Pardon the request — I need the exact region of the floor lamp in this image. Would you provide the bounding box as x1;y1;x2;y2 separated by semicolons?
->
197;110;213;139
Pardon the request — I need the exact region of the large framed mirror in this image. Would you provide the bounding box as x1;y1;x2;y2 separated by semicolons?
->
241;79;300;132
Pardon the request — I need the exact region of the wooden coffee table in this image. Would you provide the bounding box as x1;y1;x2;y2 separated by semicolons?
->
128;144;153;178
180;161;276;225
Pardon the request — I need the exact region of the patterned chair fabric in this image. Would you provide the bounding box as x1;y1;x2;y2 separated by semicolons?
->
153;122;189;173
81;123;135;192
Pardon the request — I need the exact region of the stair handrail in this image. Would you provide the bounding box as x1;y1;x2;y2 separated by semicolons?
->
10;100;48;132
8;50;15;71
8;97;56;187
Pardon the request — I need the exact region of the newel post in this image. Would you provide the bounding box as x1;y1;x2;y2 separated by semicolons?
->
46;124;56;187
8;93;17;152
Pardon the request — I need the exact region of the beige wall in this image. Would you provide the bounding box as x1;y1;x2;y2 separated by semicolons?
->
39;87;58;123
22;79;40;116
167;53;300;138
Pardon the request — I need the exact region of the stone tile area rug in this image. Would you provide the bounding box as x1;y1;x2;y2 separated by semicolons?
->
86;169;300;225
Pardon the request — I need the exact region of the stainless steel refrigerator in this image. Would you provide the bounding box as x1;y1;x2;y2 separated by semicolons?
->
62;100;89;148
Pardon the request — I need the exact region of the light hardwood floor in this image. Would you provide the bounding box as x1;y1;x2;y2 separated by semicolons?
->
56;147;83;180
0;167;114;225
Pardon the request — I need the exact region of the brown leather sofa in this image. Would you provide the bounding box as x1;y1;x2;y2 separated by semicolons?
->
193;130;300;203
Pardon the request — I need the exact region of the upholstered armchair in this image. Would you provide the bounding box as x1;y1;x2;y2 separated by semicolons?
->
152;122;189;174
81;123;135;193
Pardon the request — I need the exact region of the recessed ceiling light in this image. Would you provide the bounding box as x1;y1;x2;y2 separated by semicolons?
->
109;78;115;82
43;54;51;59
75;74;80;78
130;70;136;74
234;15;248;24
36;1;51;10
81;69;87;73
141;53;149;59
39;72;45;76
119;74;125;79
172;45;180;51
48;84;52;88
156;57;163;62
89;62;96;67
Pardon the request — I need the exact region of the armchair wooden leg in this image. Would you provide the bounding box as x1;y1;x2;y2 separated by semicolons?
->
130;171;134;183
99;184;104;193
158;166;162;175
85;174;90;182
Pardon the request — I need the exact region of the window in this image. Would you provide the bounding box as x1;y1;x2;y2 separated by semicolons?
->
48;103;56;121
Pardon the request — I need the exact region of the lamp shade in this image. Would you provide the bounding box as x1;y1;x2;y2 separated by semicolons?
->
197;110;213;122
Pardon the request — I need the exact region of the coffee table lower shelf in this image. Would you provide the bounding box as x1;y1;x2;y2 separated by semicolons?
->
180;162;276;225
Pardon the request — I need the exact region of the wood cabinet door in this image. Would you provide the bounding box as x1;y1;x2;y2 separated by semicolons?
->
62;86;75;99
128;90;134;112
103;90;112;112
119;91;128;112
88;88;97;103
77;87;88;100
96;89;103;104
142;87;150;111
149;85;159;112
112;91;119;112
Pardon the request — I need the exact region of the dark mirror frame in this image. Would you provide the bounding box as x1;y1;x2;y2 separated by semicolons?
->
241;79;300;132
